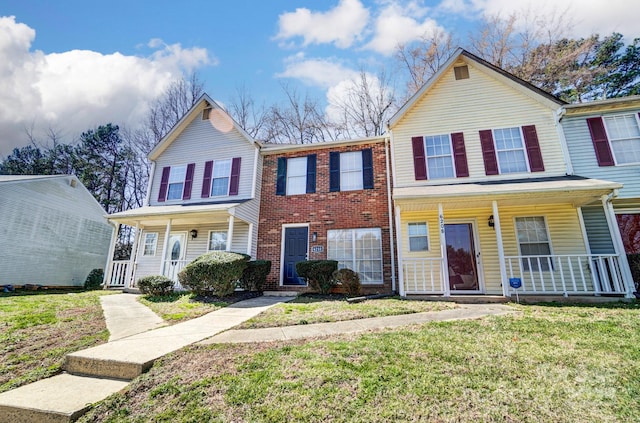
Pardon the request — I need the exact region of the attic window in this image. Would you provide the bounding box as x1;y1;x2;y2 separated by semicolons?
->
454;65;469;80
202;108;212;120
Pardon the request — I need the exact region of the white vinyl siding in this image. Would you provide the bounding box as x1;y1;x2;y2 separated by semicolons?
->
327;228;383;284
211;159;231;197
286;157;307;195
340;151;364;191
493;127;528;174
167;165;186;200
143;233;158;256
604;114;640;165
425;135;454;179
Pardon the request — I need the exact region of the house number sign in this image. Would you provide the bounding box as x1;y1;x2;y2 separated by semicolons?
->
311;245;323;253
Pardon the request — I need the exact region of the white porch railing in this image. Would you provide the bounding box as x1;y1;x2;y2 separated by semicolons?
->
504;254;626;296
162;259;190;290
107;260;130;288
402;258;445;294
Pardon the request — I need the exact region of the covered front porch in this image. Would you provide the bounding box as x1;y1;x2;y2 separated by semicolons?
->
394;177;635;299
104;202;255;290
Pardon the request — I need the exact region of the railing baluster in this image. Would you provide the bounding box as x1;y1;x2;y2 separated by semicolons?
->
609;257;623;293
528;258;536;292
568;256;577;293
577;256;587;293
548;256;557;292
537;257;545;292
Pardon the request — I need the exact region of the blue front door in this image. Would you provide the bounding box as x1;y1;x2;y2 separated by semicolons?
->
283;227;308;285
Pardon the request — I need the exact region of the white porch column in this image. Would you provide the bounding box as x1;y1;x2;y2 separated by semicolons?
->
246;223;254;256
493;201;509;297
103;223;120;289
439;203;450;297
395;205;405;296
124;222;140;289
577;207;599;295
226;215;235;252
601;195;635;298
159;219;172;275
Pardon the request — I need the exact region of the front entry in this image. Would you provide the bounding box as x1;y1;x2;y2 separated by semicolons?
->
163;232;187;280
283;227;308;285
445;223;480;292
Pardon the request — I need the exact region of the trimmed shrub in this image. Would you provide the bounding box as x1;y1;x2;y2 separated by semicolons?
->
84;268;104;290
628;253;640;292
239;260;272;291
178;251;250;296
333;268;361;297
137;275;174;296
296;260;338;295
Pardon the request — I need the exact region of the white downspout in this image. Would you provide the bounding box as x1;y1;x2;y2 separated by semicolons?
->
384;137;397;292
395;205;405;296
601;193;635;298
439;203;450;297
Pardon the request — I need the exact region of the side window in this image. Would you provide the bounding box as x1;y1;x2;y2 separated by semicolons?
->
143;233;158;256
408;223;429;251
208;231;227;251
515;216;552;271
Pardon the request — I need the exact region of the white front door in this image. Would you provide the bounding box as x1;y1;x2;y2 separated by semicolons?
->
163;232;187;280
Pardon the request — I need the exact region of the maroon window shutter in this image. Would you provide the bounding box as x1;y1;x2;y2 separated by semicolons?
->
586;117;615;166
201;161;213;198
479;130;499;175
411;136;427;180
229;157;241;196
521;125;545;172
158;166;170;202
450;132;469;177
182;163;195;200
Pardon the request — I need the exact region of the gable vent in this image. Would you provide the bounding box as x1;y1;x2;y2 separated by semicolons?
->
454;65;469;80
202;107;212;120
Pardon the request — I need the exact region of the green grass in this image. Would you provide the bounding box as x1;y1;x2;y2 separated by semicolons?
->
80;301;640;422
236;295;456;328
138;293;228;323
0;290;113;393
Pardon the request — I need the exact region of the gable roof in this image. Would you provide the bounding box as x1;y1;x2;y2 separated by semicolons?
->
388;48;566;127
148;93;257;161
563;95;640;117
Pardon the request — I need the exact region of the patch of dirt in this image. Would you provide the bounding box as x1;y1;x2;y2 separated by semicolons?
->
193;290;263;304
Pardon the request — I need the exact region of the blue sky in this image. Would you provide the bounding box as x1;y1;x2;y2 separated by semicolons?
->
0;0;637;154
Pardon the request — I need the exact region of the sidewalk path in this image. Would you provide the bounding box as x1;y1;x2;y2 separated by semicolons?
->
202;303;516;344
100;293;166;341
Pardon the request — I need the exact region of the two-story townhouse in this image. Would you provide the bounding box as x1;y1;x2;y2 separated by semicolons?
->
257;137;396;294
104;94;262;289
389;48;634;299
561;96;640;289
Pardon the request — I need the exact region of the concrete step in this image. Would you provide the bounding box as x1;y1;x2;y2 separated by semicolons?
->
0;373;128;423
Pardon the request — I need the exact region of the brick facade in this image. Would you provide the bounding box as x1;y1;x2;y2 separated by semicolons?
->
257;140;396;294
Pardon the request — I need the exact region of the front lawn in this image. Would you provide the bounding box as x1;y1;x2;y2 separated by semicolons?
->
0;290;113;393
80;302;640;422
236;295;457;328
138;293;228;323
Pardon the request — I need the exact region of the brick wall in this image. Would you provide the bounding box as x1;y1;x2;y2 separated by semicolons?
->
257;141;396;294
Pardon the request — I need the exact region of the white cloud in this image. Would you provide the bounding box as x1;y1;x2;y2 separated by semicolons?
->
0;16;212;156
277;54;360;88
364;1;445;55
275;0;370;49
442;0;640;39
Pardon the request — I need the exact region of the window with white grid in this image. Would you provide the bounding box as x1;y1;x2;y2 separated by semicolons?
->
327;228;382;284
340;151;363;191
143;233;157;256
424;135;454;179
604;114;640;165
208;231;227;251
408;223;429;251
286;157;307;195
167;165;186;200
515;216;552;271
211;159;231;197
494;127;528;173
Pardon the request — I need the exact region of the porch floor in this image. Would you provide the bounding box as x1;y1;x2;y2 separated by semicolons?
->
406;295;510;304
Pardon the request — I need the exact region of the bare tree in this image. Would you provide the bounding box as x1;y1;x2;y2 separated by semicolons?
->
228;85;268;139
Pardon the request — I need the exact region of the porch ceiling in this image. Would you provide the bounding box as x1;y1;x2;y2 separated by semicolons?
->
394;177;622;211
106;203;238;227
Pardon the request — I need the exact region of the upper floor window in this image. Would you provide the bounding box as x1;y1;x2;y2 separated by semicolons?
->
493;127;528;174
276;155;316;196
167;165;186;200
425;135;455;179
211;159;231;197
158;163;195;202
604;114;640;165
330;149;374;192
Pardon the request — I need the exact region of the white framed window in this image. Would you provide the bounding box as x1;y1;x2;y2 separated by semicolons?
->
167;165;186;200
604;114;640;165
340;151;364;191
143;233;158;256
327;228;383;284
494;127;528;174
208;231;227;251
515;216;553;271
211;159;231;197
408;223;429;251
425;135;454;179
286;157;307;195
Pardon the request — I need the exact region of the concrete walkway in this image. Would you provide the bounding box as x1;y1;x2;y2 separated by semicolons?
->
100;294;166;341
202;303;516;344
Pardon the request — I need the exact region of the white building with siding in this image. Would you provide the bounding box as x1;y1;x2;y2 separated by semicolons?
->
0;175;112;287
